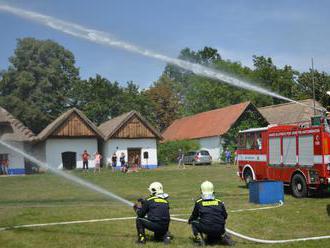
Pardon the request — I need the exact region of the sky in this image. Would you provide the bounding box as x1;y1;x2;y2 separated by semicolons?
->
0;0;329;88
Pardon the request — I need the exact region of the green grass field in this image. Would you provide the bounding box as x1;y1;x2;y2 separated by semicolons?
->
0;164;329;247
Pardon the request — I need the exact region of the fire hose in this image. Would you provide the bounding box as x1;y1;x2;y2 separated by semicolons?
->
1;201;329;244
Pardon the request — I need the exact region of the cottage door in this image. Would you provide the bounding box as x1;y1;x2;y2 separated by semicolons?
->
62;152;77;170
127;148;141;167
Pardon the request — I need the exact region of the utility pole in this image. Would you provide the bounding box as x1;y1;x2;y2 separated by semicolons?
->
311;58;316;115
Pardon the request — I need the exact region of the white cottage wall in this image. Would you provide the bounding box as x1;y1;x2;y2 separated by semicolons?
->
45;138;98;169
0;142;25;174
103;139;158;169
198;136;223;162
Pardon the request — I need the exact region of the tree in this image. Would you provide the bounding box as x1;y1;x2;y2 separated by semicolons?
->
71;74;123;125
0;38;80;133
295;69;330;109
221;106;268;161
252;56;298;105
163;47;223;105
119;81;157;126
162;47;276;117
145;75;181;131
158;140;200;164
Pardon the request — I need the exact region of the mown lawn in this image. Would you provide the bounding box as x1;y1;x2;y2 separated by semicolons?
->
0;164;329;247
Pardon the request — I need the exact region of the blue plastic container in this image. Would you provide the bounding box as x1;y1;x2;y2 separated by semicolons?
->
249;180;284;204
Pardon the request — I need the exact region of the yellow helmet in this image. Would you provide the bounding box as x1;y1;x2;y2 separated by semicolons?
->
201;181;214;196
148;182;164;195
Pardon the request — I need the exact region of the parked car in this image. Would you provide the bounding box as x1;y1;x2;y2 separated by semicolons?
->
183;150;212;165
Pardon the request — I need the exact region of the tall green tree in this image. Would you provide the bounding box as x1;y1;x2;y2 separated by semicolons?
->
0;38;80;133
71;74;123;125
252;56;299;104
119;81;157;126
71;77;156;126
145;75;181;131
295;69;330;108
163;47;275;116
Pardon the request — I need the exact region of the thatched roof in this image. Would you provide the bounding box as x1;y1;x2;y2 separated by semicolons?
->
99;111;162;140
258;99;326;125
37;108;104;141
0;107;36;142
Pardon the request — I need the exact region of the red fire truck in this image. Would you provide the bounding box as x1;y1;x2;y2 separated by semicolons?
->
237;116;330;197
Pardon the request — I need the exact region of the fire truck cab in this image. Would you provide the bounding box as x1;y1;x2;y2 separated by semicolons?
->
237;116;330;197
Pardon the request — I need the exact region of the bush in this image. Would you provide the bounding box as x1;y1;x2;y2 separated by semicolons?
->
158;140;200;165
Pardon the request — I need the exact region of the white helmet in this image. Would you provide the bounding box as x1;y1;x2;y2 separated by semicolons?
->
201;181;214;196
148;182;164;195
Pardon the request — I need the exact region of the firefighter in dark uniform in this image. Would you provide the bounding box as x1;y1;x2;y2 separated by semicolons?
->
188;181;234;246
133;182;171;244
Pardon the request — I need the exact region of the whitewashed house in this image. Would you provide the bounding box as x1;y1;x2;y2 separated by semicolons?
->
37;108;104;169
99;111;162;169
163;102;268;162
0;107;36;174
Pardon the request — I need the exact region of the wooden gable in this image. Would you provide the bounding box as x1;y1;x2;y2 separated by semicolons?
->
52;113;97;137
112;116;156;139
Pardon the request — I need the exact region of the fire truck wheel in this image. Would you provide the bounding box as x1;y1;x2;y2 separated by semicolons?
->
291;173;307;198
243;169;253;186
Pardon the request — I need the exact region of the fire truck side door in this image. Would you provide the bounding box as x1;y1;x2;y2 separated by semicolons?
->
268;137;282;180
298;135;314;167
282;136;297;182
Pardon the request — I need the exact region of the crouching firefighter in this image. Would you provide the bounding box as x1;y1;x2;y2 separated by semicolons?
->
188;181;234;246
133;182;171;244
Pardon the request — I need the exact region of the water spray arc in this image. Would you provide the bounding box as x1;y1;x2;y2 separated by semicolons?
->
0;140;134;207
0;4;318;109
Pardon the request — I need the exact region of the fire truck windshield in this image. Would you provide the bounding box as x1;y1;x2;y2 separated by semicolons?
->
238;131;262;150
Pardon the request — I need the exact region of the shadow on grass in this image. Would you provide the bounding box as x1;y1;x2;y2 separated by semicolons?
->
284;186;330;199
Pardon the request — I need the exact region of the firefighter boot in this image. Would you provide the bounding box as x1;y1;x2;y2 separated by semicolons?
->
220;232;235;246
192;233;205;246
136;233;146;245
163;232;171;245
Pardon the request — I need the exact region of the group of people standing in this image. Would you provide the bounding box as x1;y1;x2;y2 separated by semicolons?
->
81;150;141;173
225;149;238;165
0;159;9;175
110;152;140;173
81;150;102;174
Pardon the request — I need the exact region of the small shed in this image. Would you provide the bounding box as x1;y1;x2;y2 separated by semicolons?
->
0;107;36;174
99;111;162;169
37;108;104;169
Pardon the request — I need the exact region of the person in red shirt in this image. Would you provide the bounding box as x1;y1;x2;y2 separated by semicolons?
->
2;159;9;175
82;150;90;172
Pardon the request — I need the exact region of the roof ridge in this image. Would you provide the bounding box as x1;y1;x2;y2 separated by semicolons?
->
258;99;319;109
99;111;133;128
37;108;104;141
99;110;162;140
172;101;250;123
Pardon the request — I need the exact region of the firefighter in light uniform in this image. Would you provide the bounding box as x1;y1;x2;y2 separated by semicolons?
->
133;182;171;244
188;181;234;246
